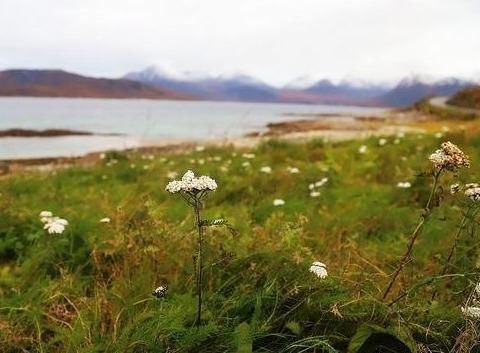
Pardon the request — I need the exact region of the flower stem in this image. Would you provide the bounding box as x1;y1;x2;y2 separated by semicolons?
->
193;199;204;327
382;169;441;301
431;206;475;301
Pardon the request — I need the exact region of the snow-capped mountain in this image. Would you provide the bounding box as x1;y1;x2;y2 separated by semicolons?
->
125;65;477;107
125;66;277;102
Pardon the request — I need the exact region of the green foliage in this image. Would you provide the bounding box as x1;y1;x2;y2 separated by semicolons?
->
0;133;479;352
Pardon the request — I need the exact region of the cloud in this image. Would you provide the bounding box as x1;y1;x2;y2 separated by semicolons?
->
0;0;479;85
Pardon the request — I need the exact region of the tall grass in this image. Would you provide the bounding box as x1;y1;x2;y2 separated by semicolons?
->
0;132;479;352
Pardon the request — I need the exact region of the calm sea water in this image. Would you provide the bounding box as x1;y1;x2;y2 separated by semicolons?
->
0;97;383;160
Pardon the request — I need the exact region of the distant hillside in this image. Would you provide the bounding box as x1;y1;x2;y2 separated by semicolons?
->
0;70;194;100
447;86;480;109
125;67;277;102
375;77;474;107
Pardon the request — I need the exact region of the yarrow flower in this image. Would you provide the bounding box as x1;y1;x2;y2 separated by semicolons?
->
99;217;111;223
165;170;217;194
273;199;285;206
465;183;480;202
429;141;470;172
309;261;328;279
378;138;387;146
152;285;168;299
310;191;321;198
288;167;300;174
39;211;69;235
397;181;411;189
450;183;460;194
461;306;480;319
260;166;272;174
358;145;367;154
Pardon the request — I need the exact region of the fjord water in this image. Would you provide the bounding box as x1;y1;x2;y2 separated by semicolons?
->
0;97;383;160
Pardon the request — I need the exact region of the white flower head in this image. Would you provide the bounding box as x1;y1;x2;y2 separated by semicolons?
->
288;167;300;174
315;178;328;187
397;181;411;189
465;184;480;202
462;306;480;319
39;210;53;218
429;141;470;172
378;138;387;146
273;199;285;206
43;217;68;234
99;217;111;223
358;145;367;154
450;183;460;194
195;145;205;152
310;191;321;198
309;261;328;279
165;170;217;194
242;153;255;159
260;166;272;174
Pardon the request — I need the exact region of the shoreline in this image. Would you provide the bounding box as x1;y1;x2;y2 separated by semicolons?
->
1;105;475;174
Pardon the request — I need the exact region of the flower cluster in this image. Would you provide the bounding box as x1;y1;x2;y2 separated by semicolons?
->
397;181;411;189
450;183;460;194
465;183;480;202
429;141;470;171
462;282;480;319
39;211;68;234
309;261;328;279
152;285;168;299
165;170;217;194
308;177;328;197
273;199;285;206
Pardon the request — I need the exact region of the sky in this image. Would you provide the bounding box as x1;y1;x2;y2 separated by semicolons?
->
0;0;479;86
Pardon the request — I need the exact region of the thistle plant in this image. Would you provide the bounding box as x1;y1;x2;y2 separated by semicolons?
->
382;141;470;300
166;170;226;326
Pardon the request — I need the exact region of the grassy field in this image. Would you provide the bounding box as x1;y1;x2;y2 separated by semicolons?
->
1;131;480;352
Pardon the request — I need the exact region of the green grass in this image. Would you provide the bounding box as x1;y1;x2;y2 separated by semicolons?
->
1;132;480;352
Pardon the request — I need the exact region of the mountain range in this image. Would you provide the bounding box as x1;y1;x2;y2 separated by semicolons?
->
0;67;477;107
0;69;193;100
125;67;477;107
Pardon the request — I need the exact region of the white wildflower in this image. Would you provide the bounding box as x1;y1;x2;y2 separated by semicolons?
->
197;159;205;165
242;161;251;168
462;306;480;319
397;132;406;138
288;167;300;174
309;261;328;279
315;178;328;187
397;181;411;189
465;184;480;202
273;199;285;206
308;183;315;190
195;146;205;152
394;139;400;144
43;217;68;235
39;211;53;218
260;166;272;174
152;285;168;299
435;132;444;139
378;138;387;146
242;153;255;159
99;218;111;223
358;145;367;154
429;141;470;172
165;170;217;194
450;183;460;194
310;191;321;198
213;156;222;162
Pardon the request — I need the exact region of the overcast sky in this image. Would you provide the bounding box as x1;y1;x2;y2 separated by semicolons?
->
0;0;479;86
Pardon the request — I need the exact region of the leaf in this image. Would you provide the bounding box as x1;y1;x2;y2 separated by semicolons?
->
348;324;416;353
234;322;253;353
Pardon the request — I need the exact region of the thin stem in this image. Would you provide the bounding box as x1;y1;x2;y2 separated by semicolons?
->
382;169;442;301
193;198;204;327
431;205;478;301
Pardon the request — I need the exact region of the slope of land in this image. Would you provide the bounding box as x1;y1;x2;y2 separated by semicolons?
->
0;69;194;100
448;86;480;109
